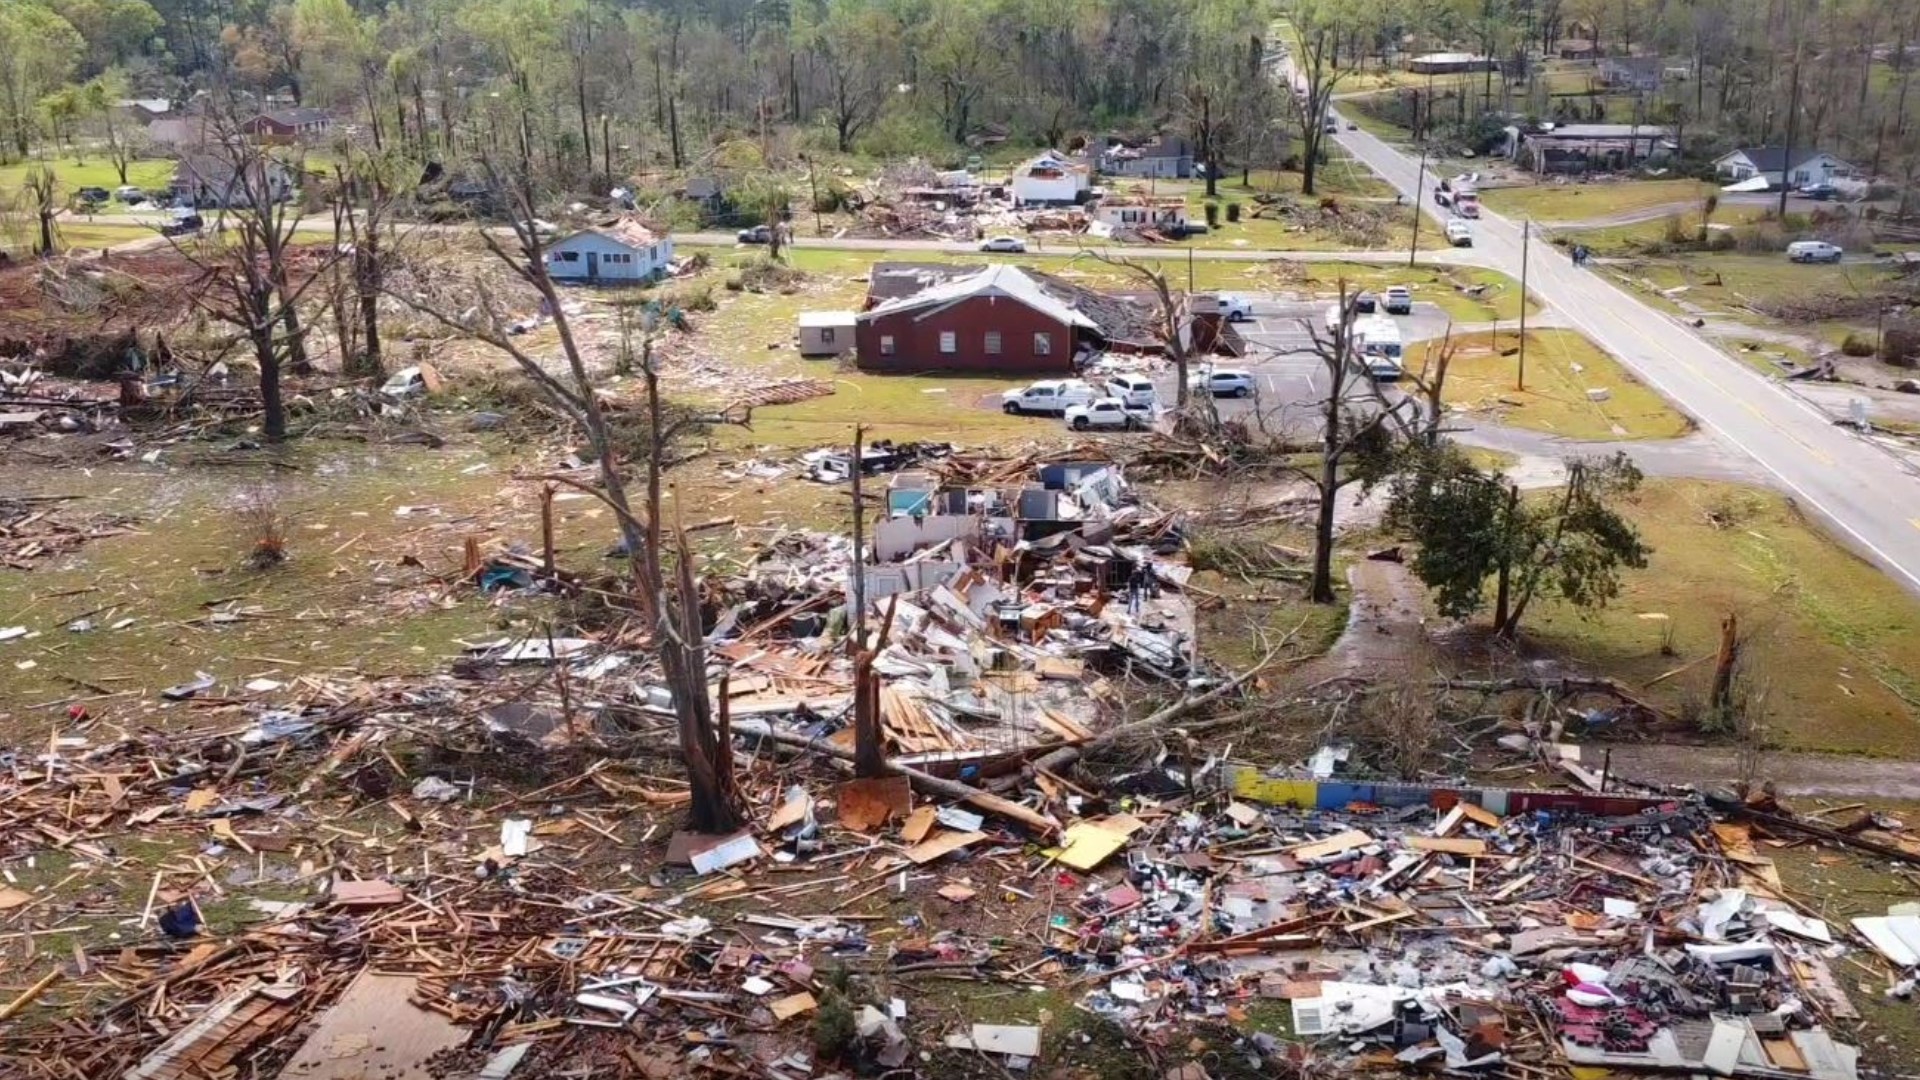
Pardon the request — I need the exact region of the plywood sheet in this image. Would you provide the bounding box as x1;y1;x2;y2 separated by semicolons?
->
280;971;465;1080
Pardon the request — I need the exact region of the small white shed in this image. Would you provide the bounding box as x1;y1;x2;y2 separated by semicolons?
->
798;311;857;357
545;220;674;284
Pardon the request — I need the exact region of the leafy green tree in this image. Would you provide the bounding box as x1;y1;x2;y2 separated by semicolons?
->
50;0;162;75
0;3;85;155
1386;449;1651;638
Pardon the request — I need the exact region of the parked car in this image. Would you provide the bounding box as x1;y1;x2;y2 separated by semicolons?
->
1445;219;1473;247
737;224;772;244
159;212;203;237
113;185;145;204
1787;240;1843;264
1383;286;1413;315
1064;397;1151;431
979;235;1027;253
1001;379;1096;416
1322;119;1339;134
75;186;109;205
1104;374;1159;409
1346;121;1358;130
1352;291;1378;313
1799;183;1837;201
1214;294;1254;321
1454;193;1481;219
1189;369;1255;398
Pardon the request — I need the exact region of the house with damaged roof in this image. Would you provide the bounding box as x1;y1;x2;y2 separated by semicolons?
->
543;219;674;284
850;262;1240;375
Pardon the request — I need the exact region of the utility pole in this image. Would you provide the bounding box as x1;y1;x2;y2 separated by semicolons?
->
1408;144;1427;267
1517;218;1530;390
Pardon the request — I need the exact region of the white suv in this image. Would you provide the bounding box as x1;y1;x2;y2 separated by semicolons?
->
1215;294;1254;321
1002;379;1095;415
1189;369;1255;398
1104;374;1159;409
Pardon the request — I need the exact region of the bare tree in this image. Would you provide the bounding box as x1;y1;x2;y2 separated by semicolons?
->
1074;247;1195;411
103;107;149;187
1289;16;1350;197
1293;281;1406;603
329;149;409;379
170;132;335;443
387;165;746;833
23;166;58;257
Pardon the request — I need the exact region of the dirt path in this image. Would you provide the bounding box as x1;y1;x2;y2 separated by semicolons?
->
1604;744;1920;799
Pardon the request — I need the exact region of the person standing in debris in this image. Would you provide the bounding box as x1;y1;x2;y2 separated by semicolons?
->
1127;560;1148;616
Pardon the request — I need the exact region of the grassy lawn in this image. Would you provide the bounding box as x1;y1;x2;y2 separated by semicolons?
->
1523;479;1920;756
0;157;175;210
1478;178;1716;224
1554;204;1772;255
1624;254;1898;317
52;221;161;251
1291;261;1535;323
1420;328;1691;439
1181;191;1426;252
1720;337;1814;376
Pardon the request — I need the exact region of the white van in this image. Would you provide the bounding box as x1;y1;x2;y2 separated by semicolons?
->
1787;240;1843;264
1355;316;1403;379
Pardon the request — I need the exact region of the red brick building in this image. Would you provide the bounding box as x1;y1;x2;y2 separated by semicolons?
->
855;264;1156;375
853;263;1242;375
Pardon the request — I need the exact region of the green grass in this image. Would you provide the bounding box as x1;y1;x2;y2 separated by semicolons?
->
1625;254;1898;318
50;221;160;251
1478;179;1716;224
0;444;542;737
1524;479;1920;756
1181;190;1426;252
1418;328;1691;439
0;157;175;210
1720;337;1813;376
1290;261;1536;323
1554;205;1772;256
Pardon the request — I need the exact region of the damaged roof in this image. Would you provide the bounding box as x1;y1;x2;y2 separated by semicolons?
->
863;262;1160;347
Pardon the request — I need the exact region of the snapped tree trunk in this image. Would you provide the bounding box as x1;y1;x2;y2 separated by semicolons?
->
1309;454;1340;603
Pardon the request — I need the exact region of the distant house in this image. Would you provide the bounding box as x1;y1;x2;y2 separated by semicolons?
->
682;176;726;216
241;108;333;144
1520;124;1673;174
544;220;674;284
1010;151;1091;207
1598;57;1664;91
1555;39;1601;60
1713;148;1854;188
965;122;1011;149
1089;196;1189;232
852;262;1235;375
1097;134;1195;179
798;311;857;357
1406;53;1498;75
174;154;293;207
116;98;172;124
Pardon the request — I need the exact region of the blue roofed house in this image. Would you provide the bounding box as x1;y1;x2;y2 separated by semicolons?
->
544;220;674;284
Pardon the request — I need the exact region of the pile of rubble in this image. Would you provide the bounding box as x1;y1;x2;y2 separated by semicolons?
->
0;445;1905;1078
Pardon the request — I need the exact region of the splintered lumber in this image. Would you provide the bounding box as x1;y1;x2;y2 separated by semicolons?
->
1407;836;1489;857
1012;650;1278;785
0;969;60;1023
744;725;1058;836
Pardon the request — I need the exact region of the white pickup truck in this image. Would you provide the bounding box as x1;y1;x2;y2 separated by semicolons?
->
1002;379;1095;416
1064;397;1153;431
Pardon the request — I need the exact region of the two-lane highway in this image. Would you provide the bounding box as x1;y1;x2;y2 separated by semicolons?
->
1328;114;1920;594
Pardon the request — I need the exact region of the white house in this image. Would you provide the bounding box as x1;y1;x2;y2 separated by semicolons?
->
1713;148;1854;189
174;154;294;207
545;220;674;284
798;311;857;357
1089;196;1189;232
1010;151;1090;206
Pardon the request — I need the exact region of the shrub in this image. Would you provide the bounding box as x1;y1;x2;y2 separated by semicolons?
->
1226;201;1242;223
1884;322;1920;368
237;485;289;570
1840;333;1877;357
664;279;717;312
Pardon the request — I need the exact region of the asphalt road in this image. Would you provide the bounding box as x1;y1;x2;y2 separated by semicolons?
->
1324;111;1920;595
